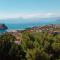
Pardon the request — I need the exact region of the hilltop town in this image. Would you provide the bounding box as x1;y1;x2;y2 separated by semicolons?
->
24;24;60;33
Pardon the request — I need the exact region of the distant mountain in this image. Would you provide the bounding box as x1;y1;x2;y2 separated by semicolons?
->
0;17;60;24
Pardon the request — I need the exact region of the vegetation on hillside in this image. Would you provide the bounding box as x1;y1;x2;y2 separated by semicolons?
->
0;31;60;60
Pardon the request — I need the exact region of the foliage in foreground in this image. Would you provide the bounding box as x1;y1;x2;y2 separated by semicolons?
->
0;31;60;60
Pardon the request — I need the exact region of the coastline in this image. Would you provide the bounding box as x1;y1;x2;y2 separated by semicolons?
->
0;24;60;33
6;24;60;33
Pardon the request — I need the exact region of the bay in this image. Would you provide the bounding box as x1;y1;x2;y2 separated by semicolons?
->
0;19;60;33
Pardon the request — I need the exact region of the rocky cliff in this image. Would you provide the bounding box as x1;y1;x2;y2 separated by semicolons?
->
0;24;8;30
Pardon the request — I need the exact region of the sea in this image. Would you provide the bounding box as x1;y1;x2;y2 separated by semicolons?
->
0;19;60;33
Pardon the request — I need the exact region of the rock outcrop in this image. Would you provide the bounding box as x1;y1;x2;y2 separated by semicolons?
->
0;24;8;30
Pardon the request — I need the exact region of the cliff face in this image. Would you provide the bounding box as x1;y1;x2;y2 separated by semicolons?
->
0;24;8;30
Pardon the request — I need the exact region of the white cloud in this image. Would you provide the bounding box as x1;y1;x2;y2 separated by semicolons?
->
0;13;60;19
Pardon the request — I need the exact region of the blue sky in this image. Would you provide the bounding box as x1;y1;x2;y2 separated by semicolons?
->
0;0;60;19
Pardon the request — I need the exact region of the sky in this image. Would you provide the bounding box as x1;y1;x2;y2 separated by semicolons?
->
0;0;60;19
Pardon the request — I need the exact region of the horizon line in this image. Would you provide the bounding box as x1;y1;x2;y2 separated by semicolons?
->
0;13;60;19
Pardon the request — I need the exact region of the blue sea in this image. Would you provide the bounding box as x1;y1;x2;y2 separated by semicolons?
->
0;19;60;33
